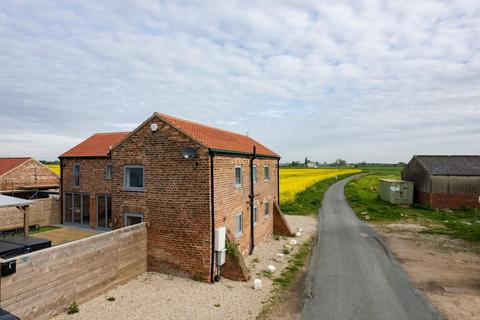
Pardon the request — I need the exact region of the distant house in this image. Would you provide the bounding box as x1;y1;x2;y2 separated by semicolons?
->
402;155;480;209
60;112;291;282
0;157;59;195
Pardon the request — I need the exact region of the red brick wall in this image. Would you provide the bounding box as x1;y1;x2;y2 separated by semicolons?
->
417;191;480;209
61;158;112;228
60;115;279;282
213;156;277;257
111;116;212;281
0;159;59;191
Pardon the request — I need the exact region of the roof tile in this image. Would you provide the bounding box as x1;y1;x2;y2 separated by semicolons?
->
415;155;480;176
0;158;31;176
60;132;129;158
157;113;279;157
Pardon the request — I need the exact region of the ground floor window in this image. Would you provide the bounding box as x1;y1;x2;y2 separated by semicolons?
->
64;193;90;226
97;195;112;229
124;212;144;226
253;207;258;226
235;212;243;237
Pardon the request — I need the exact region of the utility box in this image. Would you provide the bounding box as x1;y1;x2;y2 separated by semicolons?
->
379;179;414;205
214;227;226;251
216;248;226;266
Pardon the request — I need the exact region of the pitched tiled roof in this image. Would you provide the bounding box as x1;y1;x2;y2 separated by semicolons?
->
415;155;480;176
60;132;129;158
0;158;31;176
157;113;279;157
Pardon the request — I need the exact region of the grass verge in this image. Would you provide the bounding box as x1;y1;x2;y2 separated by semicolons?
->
345;175;480;242
280;173;359;215
256;236;315;320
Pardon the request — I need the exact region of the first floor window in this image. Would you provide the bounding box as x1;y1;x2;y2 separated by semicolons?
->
264;201;270;218
253;207;258;226
106;164;112;180
235;166;242;187
253;165;257;184
73;164;80;187
235;212;243;237
124;165;144;191
264;166;270;181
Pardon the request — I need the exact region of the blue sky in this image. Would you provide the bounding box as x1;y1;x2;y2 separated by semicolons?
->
0;0;479;162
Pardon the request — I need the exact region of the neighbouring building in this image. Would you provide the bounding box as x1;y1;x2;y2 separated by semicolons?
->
0;157;59;196
0;158;61;230
402;155;480;209
60;112;290;281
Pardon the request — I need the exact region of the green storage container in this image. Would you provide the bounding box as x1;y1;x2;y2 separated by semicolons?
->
379;179;414;205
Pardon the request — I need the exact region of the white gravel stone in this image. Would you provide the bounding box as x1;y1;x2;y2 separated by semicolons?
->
52;215;317;320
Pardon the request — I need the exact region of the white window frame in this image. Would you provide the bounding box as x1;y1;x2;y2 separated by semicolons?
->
123;165;145;191
234;166;242;188
253;165;257;185
264;166;270;181
105;164;112;180
73;163;80;187
253;206;258;226
264;201;270;218
235;212;243;238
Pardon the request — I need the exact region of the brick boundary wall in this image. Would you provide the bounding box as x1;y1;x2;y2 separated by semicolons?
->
417;191;480;209
0;223;147;320
221;231;250;281
273;202;294;236
0;198;60;230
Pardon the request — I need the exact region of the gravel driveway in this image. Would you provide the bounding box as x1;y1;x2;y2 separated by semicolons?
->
53;215;317;320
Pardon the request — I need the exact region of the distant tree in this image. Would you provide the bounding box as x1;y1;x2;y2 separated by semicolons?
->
304;157;308;166
334;159;347;167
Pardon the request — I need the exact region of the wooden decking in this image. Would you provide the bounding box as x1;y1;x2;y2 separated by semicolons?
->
35;226;100;246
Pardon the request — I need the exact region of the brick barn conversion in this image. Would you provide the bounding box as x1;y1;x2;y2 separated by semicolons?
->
60;112;292;282
402;155;480;209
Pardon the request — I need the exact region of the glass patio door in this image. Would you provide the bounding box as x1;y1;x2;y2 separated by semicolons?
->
97;195;112;229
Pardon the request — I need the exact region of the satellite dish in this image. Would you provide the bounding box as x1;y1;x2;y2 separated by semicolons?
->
181;147;197;159
150;123;158;132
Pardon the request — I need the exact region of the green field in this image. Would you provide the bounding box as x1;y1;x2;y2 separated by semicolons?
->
345;174;480;242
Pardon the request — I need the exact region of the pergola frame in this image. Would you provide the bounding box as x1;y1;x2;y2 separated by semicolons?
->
0;195;35;236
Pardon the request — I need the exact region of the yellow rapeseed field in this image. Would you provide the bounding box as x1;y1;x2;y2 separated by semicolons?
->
280;168;361;203
46;164;60;175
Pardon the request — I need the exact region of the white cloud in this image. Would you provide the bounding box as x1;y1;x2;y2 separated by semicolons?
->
0;0;479;162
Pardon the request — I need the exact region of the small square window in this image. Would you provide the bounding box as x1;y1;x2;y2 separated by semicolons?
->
264;201;270;218
234;166;242;187
253;165;257;184
253;207;258;226
124;166;144;191
264;166;270;181
73;164;80;187
106;164;112;180
235;212;243;237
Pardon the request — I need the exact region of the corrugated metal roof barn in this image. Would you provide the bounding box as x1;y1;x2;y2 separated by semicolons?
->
401;155;480;209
